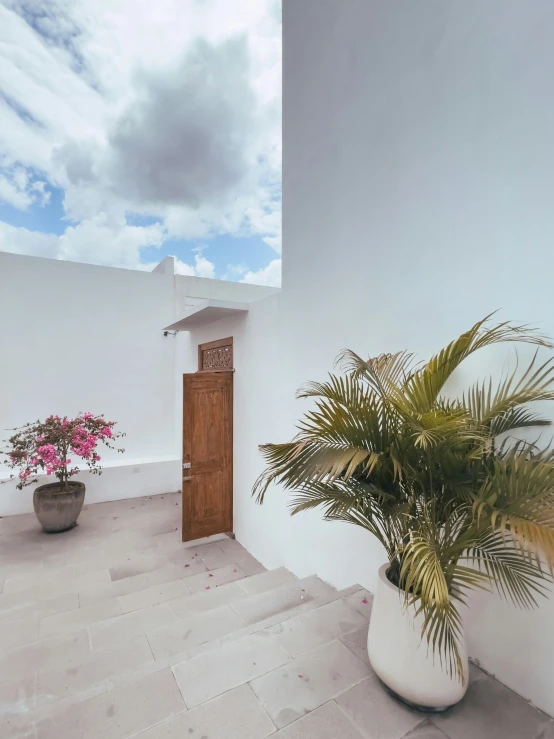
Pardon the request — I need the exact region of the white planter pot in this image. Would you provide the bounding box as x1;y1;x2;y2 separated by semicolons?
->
367;563;469;711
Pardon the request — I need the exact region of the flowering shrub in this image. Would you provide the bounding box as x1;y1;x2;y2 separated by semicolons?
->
1;414;125;489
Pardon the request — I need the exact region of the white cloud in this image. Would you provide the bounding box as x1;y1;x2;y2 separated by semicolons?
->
241;258;281;287
0;0;281;268
0;221;58;258
0;217;164;269
174;254;215;279
223;263;249;280
0;165;51;210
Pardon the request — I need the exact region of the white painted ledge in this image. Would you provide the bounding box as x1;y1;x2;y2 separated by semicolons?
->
0;456;182;517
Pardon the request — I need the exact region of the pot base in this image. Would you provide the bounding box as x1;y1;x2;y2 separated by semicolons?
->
379;677;454;713
42;522;78;534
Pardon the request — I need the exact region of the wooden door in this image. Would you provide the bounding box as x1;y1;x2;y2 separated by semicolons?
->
182;372;233;542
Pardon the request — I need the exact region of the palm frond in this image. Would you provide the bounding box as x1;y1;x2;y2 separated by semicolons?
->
467;531;553;608
253;313;554;681
404;315;552;414
465;351;554;436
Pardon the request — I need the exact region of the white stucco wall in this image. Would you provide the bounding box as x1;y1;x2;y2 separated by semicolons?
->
0;251;183;514
183;0;554;715
0;252;277;516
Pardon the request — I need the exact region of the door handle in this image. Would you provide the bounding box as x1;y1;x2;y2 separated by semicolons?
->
183;476;193;482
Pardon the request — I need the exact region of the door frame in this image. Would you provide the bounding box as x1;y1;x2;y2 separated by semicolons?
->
181;337;234;542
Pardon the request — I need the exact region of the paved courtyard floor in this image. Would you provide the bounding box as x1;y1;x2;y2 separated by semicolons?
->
0;493;552;739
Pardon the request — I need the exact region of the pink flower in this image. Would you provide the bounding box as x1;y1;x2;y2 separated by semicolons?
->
205;586;211;590
362;598;368;605
208;573;214;578
83;413;94;420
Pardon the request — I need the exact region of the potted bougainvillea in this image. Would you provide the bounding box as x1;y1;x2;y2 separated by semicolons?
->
2;413;124;532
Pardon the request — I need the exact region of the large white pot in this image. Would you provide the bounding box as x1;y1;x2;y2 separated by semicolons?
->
367;563;469;711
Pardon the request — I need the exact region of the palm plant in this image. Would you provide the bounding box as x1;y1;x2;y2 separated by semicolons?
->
253;315;554;680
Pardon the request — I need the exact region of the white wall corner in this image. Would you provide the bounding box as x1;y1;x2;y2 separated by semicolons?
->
152;256;176;275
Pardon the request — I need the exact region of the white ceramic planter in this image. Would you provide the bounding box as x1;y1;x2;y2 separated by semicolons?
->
367;563;469;711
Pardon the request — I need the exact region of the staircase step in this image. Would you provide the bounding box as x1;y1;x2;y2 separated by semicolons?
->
299;575;337;600
230;582;314;625
268;597;368;658
236;567;297;596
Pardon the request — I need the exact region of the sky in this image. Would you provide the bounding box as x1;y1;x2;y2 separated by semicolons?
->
0;0;282;286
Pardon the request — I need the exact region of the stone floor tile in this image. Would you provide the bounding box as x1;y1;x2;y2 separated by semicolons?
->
43;571;112;599
0;630;90;682
36;668;185;739
269;598;367;658
172;630;290;707
125;520;178;541
250;640;371;729
1;493;551;739
0;617;39;653
271;700;365;739
197;542;265;575
39;598;121;639
433;674;552;739
151;530;187;552
144;560;207;586
78;573;149;606
183;563;246;594
238;567;297;595
108;551;169;581
0;592;79;625
89;603;177;650
336;674;434;739
299;575;337;600
0;713;37;739
165;542;227;567
3;573;46;595
136;683;275;739
217;537;249;556
0;588;46;613
339;624;370;665
402;721;450;738
236;553;267;576
146;603;244;660
468;662;488;685
230;582;314;626
344;590;373;619
0;673;37;716
169;581;246;618
161;545;204;564
37;634;153;704
4;566;111;596
118;579;188;614
146;606;244;659
198;547;244;570
536;721;554;738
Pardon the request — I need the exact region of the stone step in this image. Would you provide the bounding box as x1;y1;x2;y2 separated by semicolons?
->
230;581;314;626
236;566;298;595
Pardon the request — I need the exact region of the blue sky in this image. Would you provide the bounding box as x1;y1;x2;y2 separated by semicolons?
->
0;1;281;286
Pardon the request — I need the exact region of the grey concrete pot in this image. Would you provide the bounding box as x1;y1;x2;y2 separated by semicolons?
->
33;481;86;533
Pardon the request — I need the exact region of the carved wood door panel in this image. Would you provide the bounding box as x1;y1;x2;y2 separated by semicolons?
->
198;337;233;372
182;372;233;542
